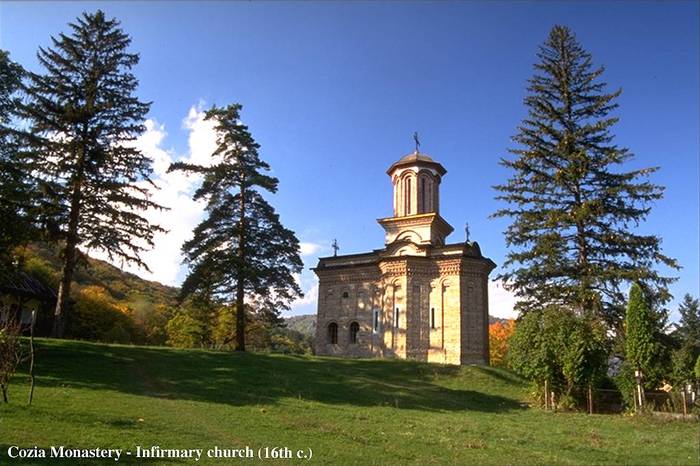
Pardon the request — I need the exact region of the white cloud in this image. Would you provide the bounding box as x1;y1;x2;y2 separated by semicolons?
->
287;273;319;316
489;279;518;319
294;281;319;307
299;242;323;257
183;105;218;168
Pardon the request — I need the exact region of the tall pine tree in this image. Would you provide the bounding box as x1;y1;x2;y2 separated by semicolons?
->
493;25;677;327
19;11;164;336
169;104;303;351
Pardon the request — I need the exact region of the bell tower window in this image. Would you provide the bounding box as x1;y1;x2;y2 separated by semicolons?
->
405;178;411;215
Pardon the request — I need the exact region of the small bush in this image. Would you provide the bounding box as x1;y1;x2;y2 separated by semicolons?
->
0;319;22;402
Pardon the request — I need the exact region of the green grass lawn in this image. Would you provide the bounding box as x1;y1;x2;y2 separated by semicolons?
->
1;339;697;465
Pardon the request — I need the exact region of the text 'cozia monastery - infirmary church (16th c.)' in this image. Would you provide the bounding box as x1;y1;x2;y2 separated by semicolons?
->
314;146;495;365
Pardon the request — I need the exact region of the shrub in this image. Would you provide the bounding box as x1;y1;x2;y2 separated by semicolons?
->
166;312;209;348
509;306;608;407
0;319;22;402
489;319;515;367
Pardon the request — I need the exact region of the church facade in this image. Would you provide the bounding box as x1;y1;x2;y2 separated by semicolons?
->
313;149;496;365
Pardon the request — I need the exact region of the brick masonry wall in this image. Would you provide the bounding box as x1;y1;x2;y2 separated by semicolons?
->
314;252;491;365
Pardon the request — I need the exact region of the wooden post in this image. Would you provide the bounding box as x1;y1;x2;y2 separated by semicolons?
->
27;309;36;406
635;369;644;410
588;385;593;415
633;389;637;413
682;391;687;416
637;383;643;410
551;391;556;412
544;379;549;410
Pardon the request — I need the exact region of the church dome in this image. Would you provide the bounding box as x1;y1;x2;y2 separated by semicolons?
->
387;151;447;175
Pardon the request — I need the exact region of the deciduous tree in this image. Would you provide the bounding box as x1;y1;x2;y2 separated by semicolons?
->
489;319;515;367
509;305;608;407
624;283;657;378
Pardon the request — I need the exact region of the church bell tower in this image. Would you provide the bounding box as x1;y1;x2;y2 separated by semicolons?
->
378;147;454;248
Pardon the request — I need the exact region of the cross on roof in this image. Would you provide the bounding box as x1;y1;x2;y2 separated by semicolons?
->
331;239;340;257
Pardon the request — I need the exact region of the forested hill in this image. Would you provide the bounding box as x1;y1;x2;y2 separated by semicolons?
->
284;314;317;336
21;242;179;310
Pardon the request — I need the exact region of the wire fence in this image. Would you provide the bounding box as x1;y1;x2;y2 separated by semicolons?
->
542;385;698;416
641;391;695;415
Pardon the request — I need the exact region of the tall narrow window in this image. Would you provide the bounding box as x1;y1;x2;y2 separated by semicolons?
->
328;323;338;344
350;322;360;343
420;177;426;213
426;179;433;211
430;308;436;329
405;178;411;215
394;179;398;216
434;181;439;213
394;307;400;328
373;309;380;333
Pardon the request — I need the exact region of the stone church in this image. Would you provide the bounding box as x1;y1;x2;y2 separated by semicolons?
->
313;148;496;365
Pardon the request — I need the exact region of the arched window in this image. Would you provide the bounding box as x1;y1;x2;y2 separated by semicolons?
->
405;178;411;215
349;322;360;344
373;309;380;333
328;323;338;344
420;177;426;213
430;307;436;329
394;307;400;328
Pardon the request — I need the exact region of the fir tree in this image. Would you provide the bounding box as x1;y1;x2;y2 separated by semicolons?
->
169;104;303;351
670;294;700;384
625;283;657;377
19;11;164;336
0;50;34;269
493;25;677;327
674;294;700;350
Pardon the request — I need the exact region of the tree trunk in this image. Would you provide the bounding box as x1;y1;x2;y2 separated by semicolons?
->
51;184;83;337
51;142;86;338
235;185;247;352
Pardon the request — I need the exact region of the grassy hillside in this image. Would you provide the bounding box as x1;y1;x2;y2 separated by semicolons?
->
1;340;696;465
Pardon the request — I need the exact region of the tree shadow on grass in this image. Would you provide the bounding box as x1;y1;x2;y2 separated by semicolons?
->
23;339;526;413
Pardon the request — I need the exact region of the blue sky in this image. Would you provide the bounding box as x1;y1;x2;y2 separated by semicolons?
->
1;1;698;321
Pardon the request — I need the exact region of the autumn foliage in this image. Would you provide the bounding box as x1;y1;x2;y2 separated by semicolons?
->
489;319;515;367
